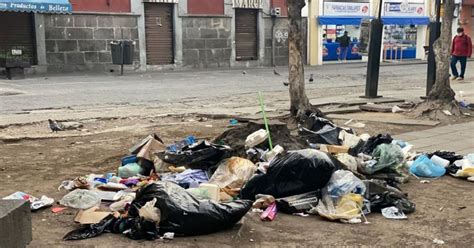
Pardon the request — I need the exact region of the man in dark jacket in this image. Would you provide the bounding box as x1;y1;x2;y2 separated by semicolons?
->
338;31;351;61
451;27;472;81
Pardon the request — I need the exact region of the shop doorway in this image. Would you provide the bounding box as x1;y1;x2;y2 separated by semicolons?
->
235;9;258;61
0;12;37;68
322;24;361;62
144;3;174;65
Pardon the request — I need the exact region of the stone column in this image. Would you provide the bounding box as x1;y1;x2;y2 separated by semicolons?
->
34;14;48;73
131;0;147;71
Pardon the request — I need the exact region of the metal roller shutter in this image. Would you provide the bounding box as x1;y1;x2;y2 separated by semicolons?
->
0;12;36;66
144;3;174;65
235;9;258;61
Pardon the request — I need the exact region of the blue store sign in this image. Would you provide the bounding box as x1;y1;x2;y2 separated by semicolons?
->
0;0;71;13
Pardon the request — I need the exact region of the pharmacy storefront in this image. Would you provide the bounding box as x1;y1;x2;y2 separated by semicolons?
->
318;0;372;62
381;0;429;61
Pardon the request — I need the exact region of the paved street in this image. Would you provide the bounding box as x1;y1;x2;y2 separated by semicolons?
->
396;122;474;155
1;62;474;126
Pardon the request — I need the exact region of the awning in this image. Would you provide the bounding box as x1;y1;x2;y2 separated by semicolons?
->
318;16;373;25
381;17;430;25
0;0;72;13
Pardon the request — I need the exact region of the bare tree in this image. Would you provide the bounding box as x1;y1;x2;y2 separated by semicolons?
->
287;0;310;118
416;0;461;118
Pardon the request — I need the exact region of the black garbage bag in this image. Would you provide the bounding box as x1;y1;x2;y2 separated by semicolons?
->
370;191;416;214
125;218;159;240
158;141;231;169
240;149;338;200
298;114;342;145
276;190;321;214
351;134;393;155
63;215;117;241
129;181;252;236
428;150;463;164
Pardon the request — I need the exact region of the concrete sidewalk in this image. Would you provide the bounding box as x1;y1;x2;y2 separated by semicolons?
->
395;122;474;155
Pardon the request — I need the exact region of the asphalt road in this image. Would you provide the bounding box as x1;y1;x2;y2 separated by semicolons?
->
0;62;436;114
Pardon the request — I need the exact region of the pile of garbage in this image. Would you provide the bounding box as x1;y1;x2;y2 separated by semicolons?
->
3;113;473;241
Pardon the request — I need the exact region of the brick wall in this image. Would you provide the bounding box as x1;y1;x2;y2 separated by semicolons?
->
182;17;232;68
44;14;139;72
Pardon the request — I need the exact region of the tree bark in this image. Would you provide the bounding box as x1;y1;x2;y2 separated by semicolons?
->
288;0;310;117
428;0;456;102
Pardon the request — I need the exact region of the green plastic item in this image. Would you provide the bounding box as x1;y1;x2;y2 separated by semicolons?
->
258;92;273;150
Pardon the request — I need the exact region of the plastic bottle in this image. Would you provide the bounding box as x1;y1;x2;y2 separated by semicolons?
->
199;183;220;202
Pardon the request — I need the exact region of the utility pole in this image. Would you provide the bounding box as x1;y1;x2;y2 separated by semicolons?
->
363;0;384;98
426;0;442;96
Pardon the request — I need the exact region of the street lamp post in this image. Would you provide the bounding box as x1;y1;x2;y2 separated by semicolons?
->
426;0;442;96
363;0;384;98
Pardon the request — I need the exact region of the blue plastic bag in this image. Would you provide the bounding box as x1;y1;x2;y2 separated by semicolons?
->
409;155;446;178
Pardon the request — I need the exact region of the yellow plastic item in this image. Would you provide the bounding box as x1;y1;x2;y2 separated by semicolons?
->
317;193;364;221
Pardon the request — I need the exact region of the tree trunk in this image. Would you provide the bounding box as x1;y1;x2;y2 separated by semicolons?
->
288;0;310;117
428;0;456;102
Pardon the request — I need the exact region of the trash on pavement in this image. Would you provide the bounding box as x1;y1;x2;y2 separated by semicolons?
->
381;206;408;220
118;163;144;178
59;189;101;209
430;155;450;168
335;153;358;172
320;144;350;154
138;198;161;223
162;168;208;189
3;192;54;211
299;114;341;145
264;145;284;161
360;143;405;175
326;170;366;200
240;149;337;200
260;202;278;221
74;206;112;225
209;157;257;200
409;155;446;178
63;214;117;241
52;206;66;213
162;232;175;240
253;194;275;209
245;129;269;148
433;239;445;245
159;140;231;170
128;181;252;236
276;191;320;214
315;193;364;222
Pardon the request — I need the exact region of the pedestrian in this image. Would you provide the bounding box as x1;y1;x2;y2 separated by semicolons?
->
451;27;472;81
338;31;351;61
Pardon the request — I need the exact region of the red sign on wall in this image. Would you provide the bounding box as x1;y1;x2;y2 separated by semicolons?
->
70;0;131;13
188;0;224;15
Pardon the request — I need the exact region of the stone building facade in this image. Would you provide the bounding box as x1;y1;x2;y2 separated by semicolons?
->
43;14;139;72
15;0;308;74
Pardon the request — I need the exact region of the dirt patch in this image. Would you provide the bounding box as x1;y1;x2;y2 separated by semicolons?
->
1;115;473;246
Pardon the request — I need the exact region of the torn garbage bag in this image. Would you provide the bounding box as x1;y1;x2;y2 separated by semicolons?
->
128;181;252;236
298;114;341;145
369;191;415;214
315;193;364;221
209;157;257;199
158;141;231;170
63;215;117;241
240;149;337;200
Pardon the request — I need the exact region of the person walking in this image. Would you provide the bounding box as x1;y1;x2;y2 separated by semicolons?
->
338;31;351;61
451;27;472;81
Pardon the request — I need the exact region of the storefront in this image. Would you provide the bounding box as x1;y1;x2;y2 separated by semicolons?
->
0;0;71;77
381;0;429;60
318;0;372;61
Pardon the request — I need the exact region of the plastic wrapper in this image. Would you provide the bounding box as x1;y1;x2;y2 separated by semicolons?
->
209;157;257;198
335;153;358;172
326;170;366;200
128;181;252;236
369;191;416;214
360;144;404;175
241;149;338;200
59;189;101;209
409;155;446;178
276;191;320;214
158;141;231;169
315;193;364;221
353;134;393;155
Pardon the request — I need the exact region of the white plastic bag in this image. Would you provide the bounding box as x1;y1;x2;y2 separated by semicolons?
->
59;189;101;209
326;170;366;200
